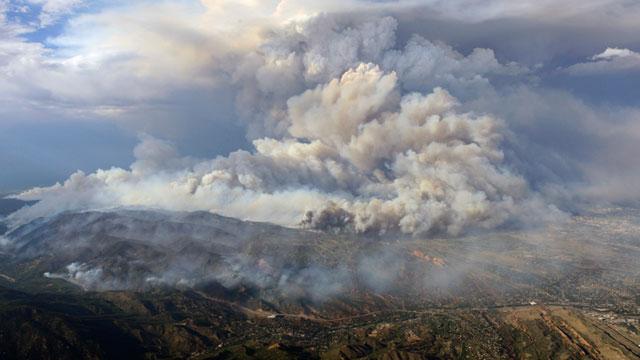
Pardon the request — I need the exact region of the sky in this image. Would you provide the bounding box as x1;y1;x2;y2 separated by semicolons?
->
2;0;640;234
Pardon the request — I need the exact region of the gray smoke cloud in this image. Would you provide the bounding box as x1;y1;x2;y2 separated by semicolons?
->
5;14;569;236
230;15;527;139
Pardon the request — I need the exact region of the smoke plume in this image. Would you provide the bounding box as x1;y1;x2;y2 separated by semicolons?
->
5;14;568;236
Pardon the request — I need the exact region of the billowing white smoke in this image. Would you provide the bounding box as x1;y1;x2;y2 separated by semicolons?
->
9;15;559;235
44;263;114;291
231;15;525;139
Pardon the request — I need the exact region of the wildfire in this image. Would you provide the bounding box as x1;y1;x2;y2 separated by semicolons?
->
411;250;446;267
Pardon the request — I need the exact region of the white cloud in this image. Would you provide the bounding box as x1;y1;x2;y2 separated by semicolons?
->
564;47;640;75
27;0;84;26
592;47;636;60
0;1;237;126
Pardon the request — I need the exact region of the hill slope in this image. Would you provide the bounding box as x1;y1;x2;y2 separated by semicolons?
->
0;208;639;359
